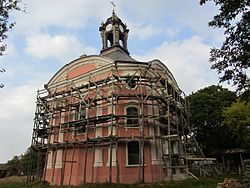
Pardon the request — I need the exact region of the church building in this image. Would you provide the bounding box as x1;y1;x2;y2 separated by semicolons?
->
31;9;192;186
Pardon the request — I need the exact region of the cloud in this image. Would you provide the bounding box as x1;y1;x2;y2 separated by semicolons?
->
12;0;221;43
25;34;97;62
0;82;39;162
133;36;219;94
13;0;112;34
0;41;56;163
164;27;180;38
119;0;173;22
119;0;223;44
128;22;162;40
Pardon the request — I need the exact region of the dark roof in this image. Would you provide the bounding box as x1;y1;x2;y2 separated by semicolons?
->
100;46;136;62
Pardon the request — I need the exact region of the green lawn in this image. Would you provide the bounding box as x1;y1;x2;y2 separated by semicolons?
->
0;175;244;188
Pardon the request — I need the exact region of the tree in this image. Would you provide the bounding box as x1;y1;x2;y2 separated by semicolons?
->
19;147;40;176
5;147;40;176
200;0;250;100
6;155;21;176
223;100;250;149
188;85;237;155
0;0;22;55
1;0;23;88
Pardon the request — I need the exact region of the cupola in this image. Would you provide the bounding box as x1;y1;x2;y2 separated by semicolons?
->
99;9;129;54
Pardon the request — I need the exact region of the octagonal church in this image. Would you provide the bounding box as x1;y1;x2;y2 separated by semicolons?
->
30;10;196;186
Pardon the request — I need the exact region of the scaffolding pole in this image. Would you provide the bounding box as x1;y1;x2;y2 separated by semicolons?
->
29;62;208;185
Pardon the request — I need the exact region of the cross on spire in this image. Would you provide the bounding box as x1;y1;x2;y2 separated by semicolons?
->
111;1;116;13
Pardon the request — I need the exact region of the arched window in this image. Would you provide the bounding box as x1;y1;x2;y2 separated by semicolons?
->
107;33;114;47
126;106;139;127
127;141;140;165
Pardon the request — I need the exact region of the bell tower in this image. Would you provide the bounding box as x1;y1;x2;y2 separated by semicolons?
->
99;9;129;54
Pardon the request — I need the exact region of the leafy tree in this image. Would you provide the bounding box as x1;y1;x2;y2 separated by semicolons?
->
20;147;41;176
1;0;23;88
6;155;21;176
0;0;22;55
223;100;250;149
200;0;250;100
5;147;41;177
188;85;237;155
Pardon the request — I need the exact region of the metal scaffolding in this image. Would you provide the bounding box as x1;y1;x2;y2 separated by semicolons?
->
28;61;211;185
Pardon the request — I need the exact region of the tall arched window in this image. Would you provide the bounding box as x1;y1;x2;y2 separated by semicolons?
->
126;106;139;127
127;141;140;165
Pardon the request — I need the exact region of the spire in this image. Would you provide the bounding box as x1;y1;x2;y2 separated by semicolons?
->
111;1;116;14
99;4;129;54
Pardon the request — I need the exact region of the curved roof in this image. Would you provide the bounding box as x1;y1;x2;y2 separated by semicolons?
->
46;51;181;94
100;46;136;61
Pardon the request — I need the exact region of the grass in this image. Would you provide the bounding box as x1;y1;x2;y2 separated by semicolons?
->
0;175;244;188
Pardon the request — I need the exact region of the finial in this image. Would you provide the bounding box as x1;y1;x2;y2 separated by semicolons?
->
111;1;116;14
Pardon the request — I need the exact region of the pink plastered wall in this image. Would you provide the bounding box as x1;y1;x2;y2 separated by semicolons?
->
45;63;163;185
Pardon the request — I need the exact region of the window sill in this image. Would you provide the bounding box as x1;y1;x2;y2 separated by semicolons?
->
125;126;139;129
126;164;146;168
74;133;86;135
94;162;103;167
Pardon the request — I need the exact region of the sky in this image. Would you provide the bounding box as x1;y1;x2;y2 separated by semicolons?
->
0;0;230;163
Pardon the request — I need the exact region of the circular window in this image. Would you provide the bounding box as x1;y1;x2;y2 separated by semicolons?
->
126;77;137;89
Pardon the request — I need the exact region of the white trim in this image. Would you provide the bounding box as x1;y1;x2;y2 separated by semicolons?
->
50;135;54;144
95;126;102;138
60;112;65;124
94;147;103;167
55;149;63;168
108;126;116;136
58;131;64;143
150;140;159;165
46;151;53;169
106;147;116;166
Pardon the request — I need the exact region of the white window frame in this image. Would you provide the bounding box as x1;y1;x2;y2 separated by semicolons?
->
126;140;142;167
125;104;140;128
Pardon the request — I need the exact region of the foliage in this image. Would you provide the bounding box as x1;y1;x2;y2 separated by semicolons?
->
0;0;23;88
6;155;21;176
19;147;41;176
187;85;237;155
0;0;22;55
200;0;250;100
0;68;5;88
223;100;250;149
5;147;40;177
